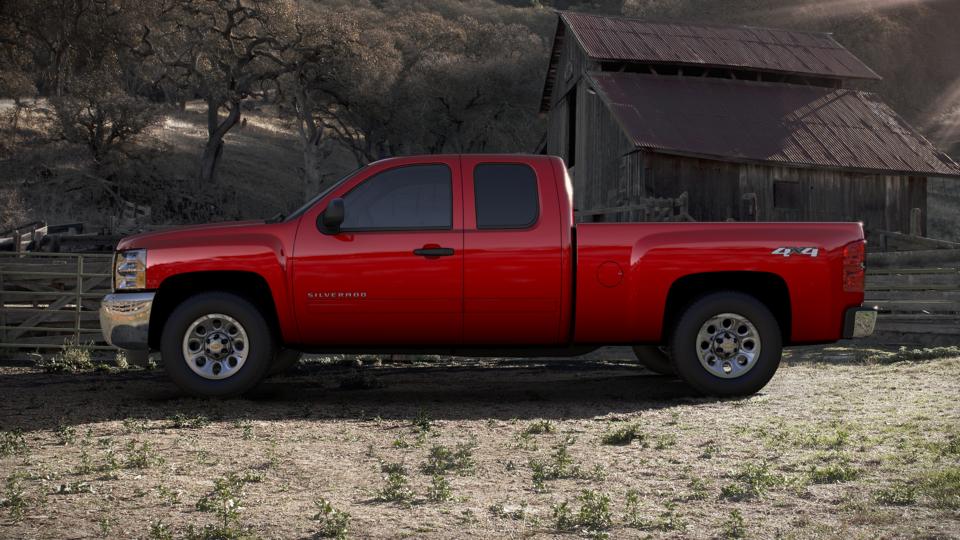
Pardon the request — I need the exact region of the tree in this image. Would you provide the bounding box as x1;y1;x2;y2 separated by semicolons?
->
281;1;549;175
275;4;371;200
51;66;161;163
0;68;37;139
140;0;289;185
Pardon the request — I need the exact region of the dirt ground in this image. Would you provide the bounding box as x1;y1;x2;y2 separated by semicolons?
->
0;345;958;539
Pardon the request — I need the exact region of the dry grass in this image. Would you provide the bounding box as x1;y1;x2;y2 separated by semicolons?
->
0;345;958;538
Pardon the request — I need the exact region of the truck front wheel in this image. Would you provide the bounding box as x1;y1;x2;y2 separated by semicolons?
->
669;291;782;397
160;292;275;398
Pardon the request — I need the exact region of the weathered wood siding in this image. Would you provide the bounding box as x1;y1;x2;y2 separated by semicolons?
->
549;28;594;111
545;91;568;161
572;83;637;219
635;153;927;232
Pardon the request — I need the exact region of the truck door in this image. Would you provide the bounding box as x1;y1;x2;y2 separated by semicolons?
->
461;157;564;345
291;158;463;345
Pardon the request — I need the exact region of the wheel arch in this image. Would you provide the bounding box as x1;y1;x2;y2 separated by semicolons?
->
148;271;281;350
661;271;791;344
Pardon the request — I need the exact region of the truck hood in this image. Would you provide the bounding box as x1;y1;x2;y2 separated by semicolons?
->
116;221;265;251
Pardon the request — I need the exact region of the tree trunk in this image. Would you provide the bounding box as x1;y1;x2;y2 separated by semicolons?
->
303;140;323;202
10;100;22;142
198;99;241;185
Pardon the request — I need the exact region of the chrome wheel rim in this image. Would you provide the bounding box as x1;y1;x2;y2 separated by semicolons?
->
695;312;761;379
182;313;249;380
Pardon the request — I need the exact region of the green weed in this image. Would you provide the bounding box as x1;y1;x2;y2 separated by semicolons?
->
156;484;182;506
55;422;77;445
1;473;28;521
376;462;414;504
720;462;784;501
600;423;646;446
420;441;476;475
808;454;859;484
921;467;960;509
874;483;917;506
169;413;210;429
0;429;27;457
720;509;748;539
313;497;350;539
194;472;256;538
522;420;555;435
122;417;148;434
529;437;585;492
125;440;162;469
427;474;452;502
37;339;93;372
412;409;432;434
148;520;174;540
624;493;686;532
553;489;612;539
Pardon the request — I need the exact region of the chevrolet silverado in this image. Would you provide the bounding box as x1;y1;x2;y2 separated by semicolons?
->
100;154;876;397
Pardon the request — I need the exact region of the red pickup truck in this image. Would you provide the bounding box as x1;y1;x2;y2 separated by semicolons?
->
100;154;876;397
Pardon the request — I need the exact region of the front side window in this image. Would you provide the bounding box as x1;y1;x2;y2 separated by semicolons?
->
341;164;452;231
474;163;539;229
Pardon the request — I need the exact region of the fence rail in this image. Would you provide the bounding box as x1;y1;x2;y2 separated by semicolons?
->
864;250;960;344
0;252;114;350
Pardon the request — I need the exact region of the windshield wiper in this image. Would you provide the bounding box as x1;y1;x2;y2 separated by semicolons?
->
265;212;285;224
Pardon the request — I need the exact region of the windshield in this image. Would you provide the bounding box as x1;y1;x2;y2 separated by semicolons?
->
283;166;364;222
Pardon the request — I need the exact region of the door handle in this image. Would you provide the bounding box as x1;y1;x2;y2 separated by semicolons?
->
413;247;455;257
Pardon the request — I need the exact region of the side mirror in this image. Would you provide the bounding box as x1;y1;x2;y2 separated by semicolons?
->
319;198;345;234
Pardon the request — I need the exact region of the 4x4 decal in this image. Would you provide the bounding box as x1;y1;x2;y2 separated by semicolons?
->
772;247;820;258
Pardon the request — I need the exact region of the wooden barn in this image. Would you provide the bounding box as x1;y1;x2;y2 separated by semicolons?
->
540;12;960;234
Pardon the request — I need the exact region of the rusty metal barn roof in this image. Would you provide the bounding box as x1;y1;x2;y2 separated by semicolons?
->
563;12;880;80
587;72;960;178
541;12;881;112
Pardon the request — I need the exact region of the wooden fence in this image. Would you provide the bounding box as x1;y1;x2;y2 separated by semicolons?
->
0;252;114;351
865;249;960;345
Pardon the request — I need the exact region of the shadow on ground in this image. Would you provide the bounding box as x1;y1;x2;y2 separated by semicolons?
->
0;354;718;431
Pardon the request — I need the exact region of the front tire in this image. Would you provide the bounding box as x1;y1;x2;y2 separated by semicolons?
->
669;291;782;397
160;292;275;398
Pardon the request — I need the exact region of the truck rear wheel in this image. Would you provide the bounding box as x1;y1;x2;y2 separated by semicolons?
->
631;346;675;375
669;291;782;397
160;292;274;398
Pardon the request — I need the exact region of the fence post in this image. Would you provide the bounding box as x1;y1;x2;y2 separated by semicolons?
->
0;264;5;346
75;255;83;343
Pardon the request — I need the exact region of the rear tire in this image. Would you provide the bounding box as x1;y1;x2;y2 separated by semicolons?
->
631;346;675;375
160;292;274;398
669;291;782;397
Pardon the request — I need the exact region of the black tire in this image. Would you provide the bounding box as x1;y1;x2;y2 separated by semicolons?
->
268;348;303;376
669;291;782;397
160;292;275;398
631;346;675;375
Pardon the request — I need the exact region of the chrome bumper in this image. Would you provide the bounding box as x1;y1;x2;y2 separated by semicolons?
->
843;307;877;339
100;292;155;350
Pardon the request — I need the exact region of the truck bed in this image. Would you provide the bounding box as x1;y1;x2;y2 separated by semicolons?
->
573;221;866;345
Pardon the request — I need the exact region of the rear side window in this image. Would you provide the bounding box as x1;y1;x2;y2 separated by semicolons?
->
474;164;539;229
341;164;452;230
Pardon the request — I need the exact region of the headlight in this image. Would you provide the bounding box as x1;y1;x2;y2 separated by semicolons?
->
114;249;147;290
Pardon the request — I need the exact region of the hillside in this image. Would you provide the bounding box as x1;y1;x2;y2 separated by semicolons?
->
0;101;357;232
